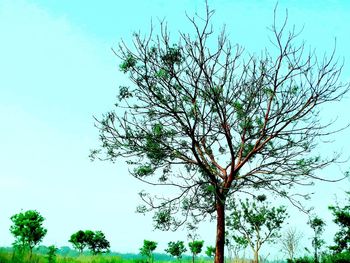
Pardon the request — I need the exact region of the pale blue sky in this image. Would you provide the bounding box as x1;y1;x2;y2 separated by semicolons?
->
1;0;350;259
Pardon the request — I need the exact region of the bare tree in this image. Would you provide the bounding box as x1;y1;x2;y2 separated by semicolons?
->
225;234;248;261
281;227;302;261
92;3;349;263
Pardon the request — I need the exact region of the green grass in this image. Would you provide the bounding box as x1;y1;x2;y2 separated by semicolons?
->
0;251;215;263
3;251;350;263
0;251;126;263
0;251;259;263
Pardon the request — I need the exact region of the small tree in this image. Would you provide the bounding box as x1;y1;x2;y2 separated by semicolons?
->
140;240;157;263
47;245;58;263
165;241;187;259
86;231;110;255
308;216;326;263
205;246;215;258
69;230;88;254
10;210;47;257
280;227;302;262
188;240;204;263
328;192;350;253
226;196;288;263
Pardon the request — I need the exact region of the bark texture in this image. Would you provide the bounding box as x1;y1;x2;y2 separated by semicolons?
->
215;199;226;263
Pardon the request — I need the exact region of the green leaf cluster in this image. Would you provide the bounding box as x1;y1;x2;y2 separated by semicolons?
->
134;165;154;177
205;245;215;257
188;240;204;255
153;209;172;231
155;69;169;79
161;45;183;66
145;123;169;164
165;241;187;259
119;54;136;73
118;86;133;101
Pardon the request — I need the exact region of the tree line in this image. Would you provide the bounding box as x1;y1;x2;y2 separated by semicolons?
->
8;191;349;262
9;210;110;257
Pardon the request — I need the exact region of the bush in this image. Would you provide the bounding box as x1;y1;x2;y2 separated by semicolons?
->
321;251;350;263
293;251;350;263
293;256;314;263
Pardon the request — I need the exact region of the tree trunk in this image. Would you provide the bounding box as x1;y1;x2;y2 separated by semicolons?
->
253;242;260;263
253;250;259;263
314;245;318;263
214;198;226;263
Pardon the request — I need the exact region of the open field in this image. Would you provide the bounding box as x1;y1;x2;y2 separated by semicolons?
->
1;249;350;263
0;253;213;263
0;250;256;263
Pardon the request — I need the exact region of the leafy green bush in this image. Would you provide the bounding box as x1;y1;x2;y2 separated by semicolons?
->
293;256;314;263
321;251;350;263
293;251;350;263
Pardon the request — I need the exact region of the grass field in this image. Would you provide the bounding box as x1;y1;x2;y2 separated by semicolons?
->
2;249;350;263
0;250;253;263
0;250;208;263
0;252;124;263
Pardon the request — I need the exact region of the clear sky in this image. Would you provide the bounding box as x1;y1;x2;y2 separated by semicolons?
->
1;0;350;260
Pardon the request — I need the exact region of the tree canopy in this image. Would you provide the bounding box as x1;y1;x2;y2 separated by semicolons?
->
188;240;204;263
140;240;157;263
69;230;110;255
86;231;110;255
165;241;187;259
92;3;349;263
10;210;47;256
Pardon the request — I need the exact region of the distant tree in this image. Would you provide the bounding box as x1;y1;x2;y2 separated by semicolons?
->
47;245;58;263
140;240;157;263
328;191;350;253
280;227;302;262
226;196;288;263
308;216;326;263
69;230;88;254
92;2;350;263
86;231;110;255
10;210;47;257
165;241;187;259
57;246;73;257
188;240;204;263
205;246;215;258
69;230;110;255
